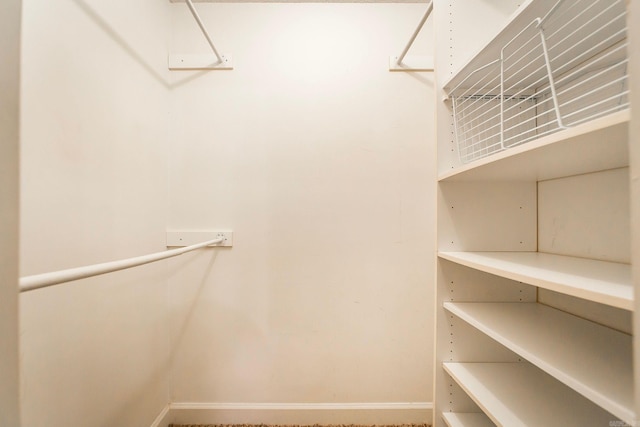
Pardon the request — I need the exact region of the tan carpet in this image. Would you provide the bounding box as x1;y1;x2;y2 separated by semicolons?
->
169;424;431;427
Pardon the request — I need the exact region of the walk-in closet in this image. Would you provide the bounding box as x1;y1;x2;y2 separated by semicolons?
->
1;0;638;426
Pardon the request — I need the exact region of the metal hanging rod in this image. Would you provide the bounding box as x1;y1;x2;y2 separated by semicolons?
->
398;1;433;65
185;0;222;64
389;1;434;72
169;0;233;70
19;237;224;293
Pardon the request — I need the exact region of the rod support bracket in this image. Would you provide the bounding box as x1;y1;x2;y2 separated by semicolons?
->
389;55;434;72
167;230;234;247
169;54;234;70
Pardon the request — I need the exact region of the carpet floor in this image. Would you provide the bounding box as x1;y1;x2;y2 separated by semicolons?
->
169;424;431;427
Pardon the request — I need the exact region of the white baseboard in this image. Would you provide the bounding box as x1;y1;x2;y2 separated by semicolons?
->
152;402;432;426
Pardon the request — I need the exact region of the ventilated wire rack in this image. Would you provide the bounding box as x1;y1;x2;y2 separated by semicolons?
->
450;0;629;164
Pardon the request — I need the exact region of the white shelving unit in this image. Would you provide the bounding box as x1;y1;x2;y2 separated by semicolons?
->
438;110;629;182
443;363;617;426
444;302;633;423
438;252;632;310
443;0;628;164
442;412;493;427
433;0;634;425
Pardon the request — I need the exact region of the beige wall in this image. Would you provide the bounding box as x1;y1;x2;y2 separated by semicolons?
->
0;0;22;426
167;3;435;420
19;0;172;425
18;2;436;424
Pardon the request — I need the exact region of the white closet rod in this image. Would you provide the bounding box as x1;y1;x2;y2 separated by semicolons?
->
19;237;224;293
184;0;223;64
397;1;433;65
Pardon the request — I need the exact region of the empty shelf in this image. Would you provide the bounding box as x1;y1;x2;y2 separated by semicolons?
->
443;362;619;426
444;302;633;424
442;412;494;427
438;251;633;310
438;110;629;182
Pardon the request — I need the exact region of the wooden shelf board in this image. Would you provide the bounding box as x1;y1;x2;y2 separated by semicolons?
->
438;251;633;310
443;362;619;427
444;302;634;424
442;412;494;427
438;110;629;182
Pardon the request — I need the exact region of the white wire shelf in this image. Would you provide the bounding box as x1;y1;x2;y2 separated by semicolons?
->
445;0;629;164
438;109;628;182
443;362;620;426
444;302;634;424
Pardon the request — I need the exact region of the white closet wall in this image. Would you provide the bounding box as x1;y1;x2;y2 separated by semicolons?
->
167;3;435;423
0;1;21;426
17;1;437;426
19;0;173;426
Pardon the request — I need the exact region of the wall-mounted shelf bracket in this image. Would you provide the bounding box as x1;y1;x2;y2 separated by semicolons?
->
389;1;433;72
167;230;233;247
169;54;233;70
389;55;434;72
169;0;233;70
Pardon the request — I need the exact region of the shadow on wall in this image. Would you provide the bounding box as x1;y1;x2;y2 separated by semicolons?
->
406;71;434;88
166;248;271;400
167;249;220;365
71;0;436;91
70;0;209;90
97;249;221;425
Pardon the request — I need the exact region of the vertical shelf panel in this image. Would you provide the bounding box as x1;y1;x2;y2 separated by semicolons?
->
438;182;536;252
538;168;631;263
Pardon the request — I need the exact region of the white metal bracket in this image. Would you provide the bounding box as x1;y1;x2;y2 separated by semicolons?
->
166;230;234;247
390;1;434;72
169;0;233;71
389;55;434;72
169;54;233;70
